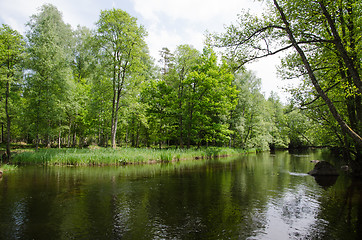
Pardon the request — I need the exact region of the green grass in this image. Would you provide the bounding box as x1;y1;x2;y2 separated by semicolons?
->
0;163;18;172
11;147;256;166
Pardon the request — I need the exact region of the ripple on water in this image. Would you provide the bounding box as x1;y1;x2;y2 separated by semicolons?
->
251;185;324;239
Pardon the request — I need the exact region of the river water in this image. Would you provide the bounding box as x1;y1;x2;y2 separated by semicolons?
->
1;150;361;239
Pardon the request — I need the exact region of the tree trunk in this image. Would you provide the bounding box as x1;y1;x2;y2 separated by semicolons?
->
67;120;72;147
273;0;362;149
1;122;3;143
111;118;118;148
178;82;184;148
125;128;128;147
136;122;140;148
145;128;150;148
179;112;184;148
187;108;193;149
36;133;39;152
5;80;11;162
58;121;61;149
112;90;121;148
72;129;77;147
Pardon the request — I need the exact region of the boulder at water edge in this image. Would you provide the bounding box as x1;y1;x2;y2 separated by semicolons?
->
308;161;339;176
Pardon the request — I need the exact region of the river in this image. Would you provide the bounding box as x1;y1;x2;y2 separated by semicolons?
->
1;149;361;239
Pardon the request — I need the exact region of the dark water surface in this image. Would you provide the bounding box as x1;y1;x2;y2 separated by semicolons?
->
1;150;362;239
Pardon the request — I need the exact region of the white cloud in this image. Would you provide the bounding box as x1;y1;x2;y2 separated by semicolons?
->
146;26;184;59
0;0;116;33
135;0;264;60
132;0;261;24
134;0;287;101
0;0;43;32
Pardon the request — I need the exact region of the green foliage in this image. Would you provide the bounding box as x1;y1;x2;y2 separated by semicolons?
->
11;147;245;166
95;9;149;148
0;164;17;172
213;0;362;159
0;24;25;160
24;4;74;148
1;3;344;161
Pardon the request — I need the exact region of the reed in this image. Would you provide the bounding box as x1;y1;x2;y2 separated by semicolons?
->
11;147;252;166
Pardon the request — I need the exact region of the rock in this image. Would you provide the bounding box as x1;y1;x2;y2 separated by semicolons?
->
313;175;338;188
310;160;320;163
308;161;339;176
0;170;3;178
341;165;349;172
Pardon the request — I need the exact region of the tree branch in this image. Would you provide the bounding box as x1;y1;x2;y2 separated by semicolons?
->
273;0;362;148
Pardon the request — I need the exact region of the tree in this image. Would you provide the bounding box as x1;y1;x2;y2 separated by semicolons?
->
267;92;289;149
0;24;25;161
272;0;361;148
183;48;238;147
229;70;274;150
213;0;361;167
169;45;200;147
142;79;173;148
95;9;148;148
67;26;94;147
25;4;74;150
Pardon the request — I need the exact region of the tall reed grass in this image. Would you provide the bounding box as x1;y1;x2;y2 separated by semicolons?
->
11;147;255;166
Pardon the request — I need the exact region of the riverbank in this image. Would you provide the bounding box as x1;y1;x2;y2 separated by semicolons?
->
10;147;257;166
0;164;18;175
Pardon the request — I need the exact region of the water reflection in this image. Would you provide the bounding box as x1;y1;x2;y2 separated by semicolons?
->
254;185;324;239
1;150;362;239
313;175;339;189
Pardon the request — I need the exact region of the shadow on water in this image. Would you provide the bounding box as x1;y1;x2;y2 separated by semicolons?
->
311;177;362;240
313;175;339;189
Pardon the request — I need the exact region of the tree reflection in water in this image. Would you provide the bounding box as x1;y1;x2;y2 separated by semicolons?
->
1;150;362;239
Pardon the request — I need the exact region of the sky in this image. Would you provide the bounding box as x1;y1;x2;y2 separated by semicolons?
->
0;0;291;102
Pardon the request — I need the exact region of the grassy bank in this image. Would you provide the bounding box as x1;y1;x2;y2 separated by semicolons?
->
10;147;256;166
0;164;18;173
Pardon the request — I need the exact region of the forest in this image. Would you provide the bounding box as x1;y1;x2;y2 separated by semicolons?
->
0;1;361;170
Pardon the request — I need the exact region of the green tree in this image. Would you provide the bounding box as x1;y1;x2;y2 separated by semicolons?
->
66;26;94;147
142;79;173;148
183;48;238;147
95;9;148;148
213;0;361;169
229;70;274;150
267;92;289;149
171;45;200;147
25;4;73;150
88;73;112;147
0;24;25;161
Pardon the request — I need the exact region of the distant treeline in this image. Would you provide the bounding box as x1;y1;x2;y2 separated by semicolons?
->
1;2;360;164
